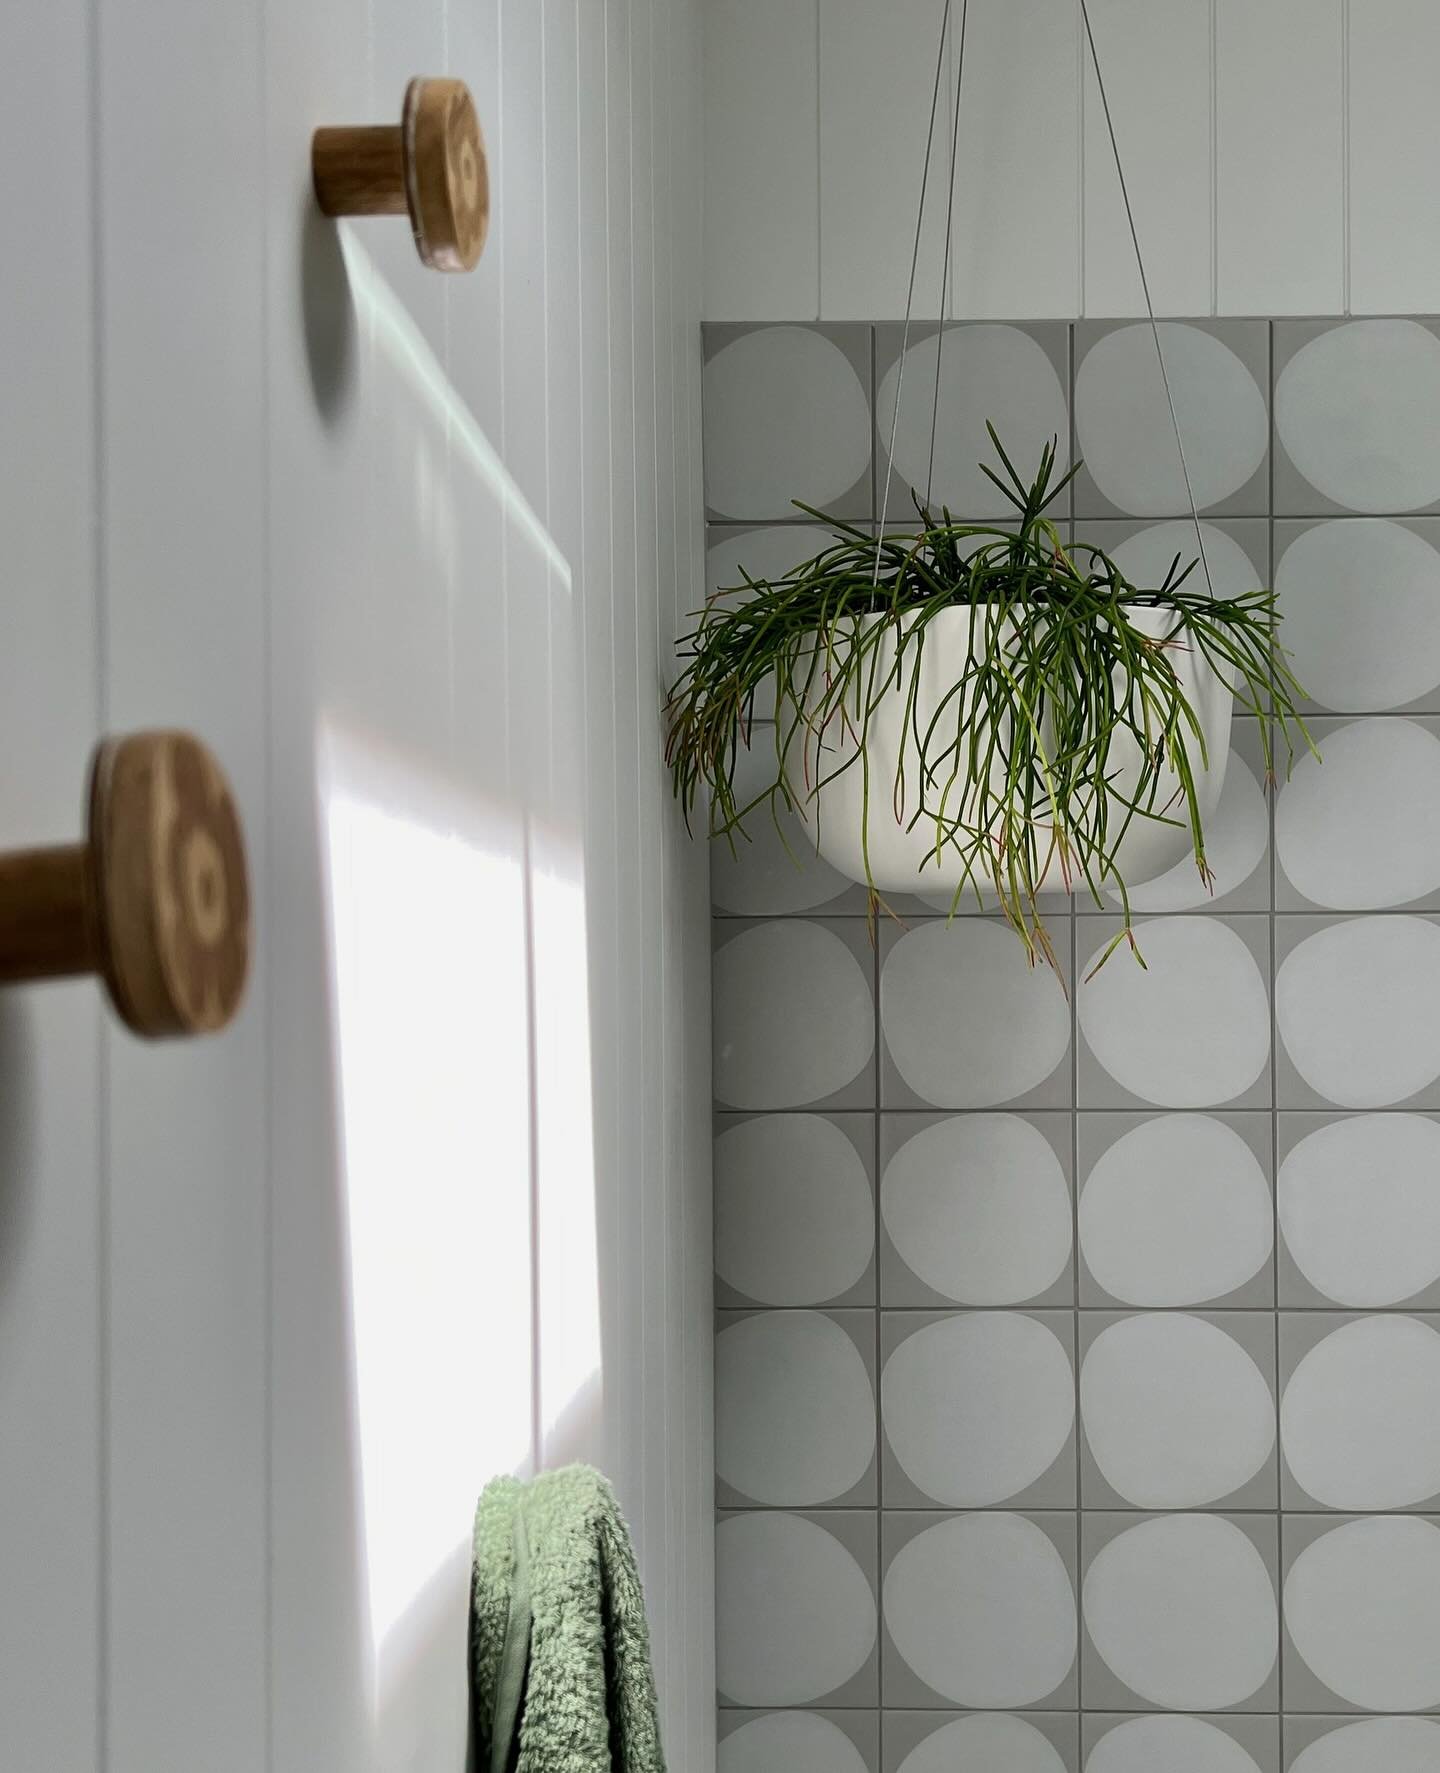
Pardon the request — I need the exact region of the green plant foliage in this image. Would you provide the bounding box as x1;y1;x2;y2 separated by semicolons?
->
665;428;1313;973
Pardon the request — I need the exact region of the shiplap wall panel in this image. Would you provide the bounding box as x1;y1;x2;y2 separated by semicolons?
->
1349;0;1440;314
950;0;1082;319
1216;0;1345;315
0;0;711;1769
703;0;819;318
1081;0;1214;317
708;0;1440;320
95;0;270;1761
819;0;955;319
0;4;102;1767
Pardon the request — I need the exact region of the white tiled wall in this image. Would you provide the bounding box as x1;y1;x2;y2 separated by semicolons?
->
702;0;1440;321
707;318;1440;1771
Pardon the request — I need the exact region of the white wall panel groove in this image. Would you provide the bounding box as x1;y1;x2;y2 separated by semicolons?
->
703;0;1438;321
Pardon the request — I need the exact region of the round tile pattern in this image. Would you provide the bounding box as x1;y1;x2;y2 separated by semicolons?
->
1275;519;1440;713
883;1312;1074;1506
876;325;1069;518
897;1715;1067;1773
1285;1515;1440;1711
1289;1717;1440;1773
714;1115;873;1307
703;327;869;519
1276;319;1440;512
716;1513;876;1706
881;1114;1071;1304
883;1513;1076;1707
882;919;1070;1107
719;1713;870;1773
1082;1515;1277;1710
714;922;873;1109
1079;919;1270;1107
1081;1314;1274;1508
1117;753;1268;912
1075;323;1267;514
1277;718;1440;909
716;1312;875;1505
1276;916;1440;1108
1080;1114;1272;1306
710;739;849;915
1279;1113;1440;1307
1086;1716;1264;1773
1108;520;1263;603
1281;1315;1440;1510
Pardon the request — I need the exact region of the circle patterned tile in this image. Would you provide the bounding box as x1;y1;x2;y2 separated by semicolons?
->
1275;520;1440;712
715;1115;873;1306
710;739;850;915
882;920;1070;1107
1079;919;1269;1107
876;326;1068;517
884;1514;1076;1707
704;328;869;519
1285;1516;1440;1711
1080;1115;1272;1306
1076;324;1267;514
716;1513;876;1706
1277;719;1440;909
1277;916;1440;1108
719;1713;869;1773
1281;1315;1440;1510
1082;1515;1277;1709
1116;753;1267;912
716;1312;874;1505
898;1715;1067;1773
1279;1114;1440;1307
1086;1716;1263;1773
1290;1718;1440;1773
1276;320;1440;513
883;1312;1074;1505
1081;1314;1274;1508
882;1115;1071;1304
714;922;873;1109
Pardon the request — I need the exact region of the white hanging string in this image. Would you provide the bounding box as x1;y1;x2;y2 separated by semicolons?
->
872;0;953;585
879;0;1214;602
927;0;971;506
1077;0;1214;596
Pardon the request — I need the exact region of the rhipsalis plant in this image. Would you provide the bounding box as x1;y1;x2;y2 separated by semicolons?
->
665;427;1313;974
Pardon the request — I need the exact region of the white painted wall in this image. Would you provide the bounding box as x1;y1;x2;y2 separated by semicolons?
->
0;2;712;1770
704;0;1440;320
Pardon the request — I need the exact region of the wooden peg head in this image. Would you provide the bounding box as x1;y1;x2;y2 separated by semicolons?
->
311;77;490;273
88;731;250;1038
402;77;489;272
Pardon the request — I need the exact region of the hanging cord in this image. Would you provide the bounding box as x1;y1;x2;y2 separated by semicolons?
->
872;0;954;585
1077;0;1215;597
884;0;1215;600
927;0;971;506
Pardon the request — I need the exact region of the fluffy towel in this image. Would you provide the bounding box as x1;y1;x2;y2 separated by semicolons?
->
471;1465;666;1773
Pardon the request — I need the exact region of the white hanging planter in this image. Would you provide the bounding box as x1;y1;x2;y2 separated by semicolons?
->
782;605;1234;898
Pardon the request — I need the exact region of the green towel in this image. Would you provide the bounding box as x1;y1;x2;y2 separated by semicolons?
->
470;1465;666;1773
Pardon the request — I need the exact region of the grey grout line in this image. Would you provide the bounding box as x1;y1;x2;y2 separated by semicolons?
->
1267;315;1287;1722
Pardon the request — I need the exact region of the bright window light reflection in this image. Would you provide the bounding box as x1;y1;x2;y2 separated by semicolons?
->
322;729;533;1671
322;237;607;1745
530;836;603;1464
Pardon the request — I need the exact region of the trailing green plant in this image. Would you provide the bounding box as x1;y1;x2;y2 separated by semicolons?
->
665;427;1314;974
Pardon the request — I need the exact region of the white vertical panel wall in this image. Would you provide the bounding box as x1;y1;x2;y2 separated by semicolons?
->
0;3;712;1772
706;0;1440;319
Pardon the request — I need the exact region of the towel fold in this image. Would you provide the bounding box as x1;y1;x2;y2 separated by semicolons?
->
470;1465;666;1773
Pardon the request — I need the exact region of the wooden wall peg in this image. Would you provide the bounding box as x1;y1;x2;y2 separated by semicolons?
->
0;731;250;1039
312;77;490;272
